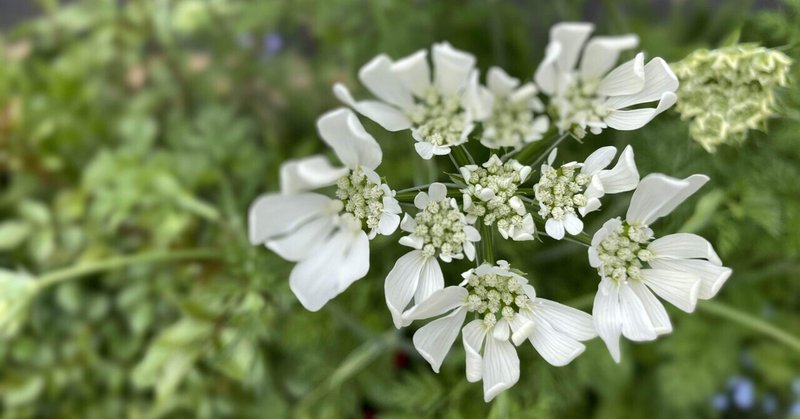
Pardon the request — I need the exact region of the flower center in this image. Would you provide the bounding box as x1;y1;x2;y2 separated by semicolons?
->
553;77;610;137
463;157;529;229
595;220;655;283
534;164;590;221
335;167;385;231
482;98;537;149
464;270;529;328
406;87;468;147
414;199;468;259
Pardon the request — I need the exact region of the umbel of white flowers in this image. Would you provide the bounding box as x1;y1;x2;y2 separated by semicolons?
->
249;22;730;403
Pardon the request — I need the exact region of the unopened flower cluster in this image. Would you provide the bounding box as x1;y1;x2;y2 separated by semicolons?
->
672;44;792;152
249;22;733;402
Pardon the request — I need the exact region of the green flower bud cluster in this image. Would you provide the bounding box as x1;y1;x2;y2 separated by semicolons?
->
672;44;792;152
552;78;610;138
414;199;469;260
406;87;469;147
481;93;547;149
464;266;529;328
336;167;386;231
534;163;590;221
595;221;654;284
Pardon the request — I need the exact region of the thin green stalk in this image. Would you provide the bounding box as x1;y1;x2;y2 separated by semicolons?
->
37;248;220;290
478;223;495;265
699;300;800;352
528;132;571;168
450;145;474;169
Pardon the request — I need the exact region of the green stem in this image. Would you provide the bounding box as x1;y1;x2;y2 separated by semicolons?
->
699;300;800;352
528;132;571;168
37;248;220;290
477;223;495;265
450;145;474;169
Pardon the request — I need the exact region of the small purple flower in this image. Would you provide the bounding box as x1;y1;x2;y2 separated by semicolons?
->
262;33;284;57
730;377;755;410
762;394;778;414
711;393;729;411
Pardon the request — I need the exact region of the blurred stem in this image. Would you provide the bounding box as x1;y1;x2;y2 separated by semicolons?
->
477;223;495;265
528;132;571;168
699;300;800;353
450;145;473;169
37;249;219;290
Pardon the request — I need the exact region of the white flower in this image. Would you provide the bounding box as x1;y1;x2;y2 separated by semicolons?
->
248;108;401;311
588;174;732;362
461;155;535;241
401;262;596;402
384;183;480;327
534;22;679;137
535;145;639;240
470;66;550;149
333;42;484;159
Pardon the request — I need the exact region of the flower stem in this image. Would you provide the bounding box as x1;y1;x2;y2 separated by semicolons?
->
36;248;220;290
527;132;571;168
477;223;496;265
698;300;800;352
450;144;473;169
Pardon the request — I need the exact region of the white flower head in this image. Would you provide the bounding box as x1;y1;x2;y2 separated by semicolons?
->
535;145;639;240
333;42;486;159
588;174;732;362
461;155;535;241
385;183;480;327
248;108;401;311
401;261;596;402
470;66;550;149
534;22;679;138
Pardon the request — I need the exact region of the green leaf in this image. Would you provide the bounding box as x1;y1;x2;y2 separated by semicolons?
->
0;221;31;250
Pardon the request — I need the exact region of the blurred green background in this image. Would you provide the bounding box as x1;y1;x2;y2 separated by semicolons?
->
1;0;799;418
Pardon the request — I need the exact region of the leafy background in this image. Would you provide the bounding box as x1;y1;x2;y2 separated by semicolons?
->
0;0;799;418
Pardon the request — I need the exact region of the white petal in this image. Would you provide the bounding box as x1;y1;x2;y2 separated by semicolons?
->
604;91;677;131
509;314;536;346
597;145;639;193
580;197;602;216
618;283;658;341
579;34;640;80
628;281;672;334
403;286;468;323
563;213;584;235
359;54;414;109
317;108;383;170
650;259;731;300
289;229;369;311
266;215;334;262
593;282;623;363
534;299;597;341
545;218;565;240
378;211;401;236
414;256;445;305
529;315;586;367
413;307;467;373
428;182;448;202
462;320;487;382
605;57;679;109
597;53;645;96
483;336;520;402
551;22;594;73
641;269;701;313
248;193;330;245
581;146;617;175
626;173;698;226
487;66;520;96
385;250;426;328
462;70;494;121
333;83;412;132
648;233;722;265
432;42;476;97
400;213;417;233
414;141;436;160
280;155;348;194
534;41;562;95
391;50;431;97
414;191;430;209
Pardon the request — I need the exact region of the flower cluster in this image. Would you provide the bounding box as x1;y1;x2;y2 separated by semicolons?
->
672;44;792;152
250;22;731;402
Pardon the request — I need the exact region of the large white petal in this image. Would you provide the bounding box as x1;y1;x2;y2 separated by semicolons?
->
581;146;617;175
651;174;709;222
432;42;476;97
545;218;566;240
604;91;676;131
534;41;562;95
551;22;594;73
483;336;520;402
650;259;731;300
563;213;584;235
487;66;520;97
597;53;645;97
333;83;412;132
414;141;436;160
579;34;640;80
266;214;335;262
628;281;672;335
385;250;427;328
391;50;431;97
413;307;467;373
597;144;639;193
359;54;414;109
648;233;722;265
626;173;691;226
280;155;348;194
402;286;468;324
289;229;369;311
316;108;383;170
529;315;586;367
414;257;445;306
534;299;597;341
641;269;701;313
618;283;658;341
248;193;331;245
428;182;448;202
462;320;486;382
378;210;401;237
593;281;623;363
604;57;679;109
